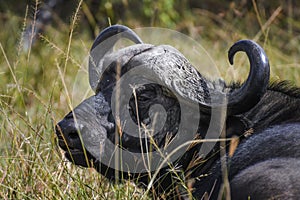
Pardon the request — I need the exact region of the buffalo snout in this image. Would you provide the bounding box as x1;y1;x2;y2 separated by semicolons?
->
55;93;114;168
55;113;95;167
55;113;84;152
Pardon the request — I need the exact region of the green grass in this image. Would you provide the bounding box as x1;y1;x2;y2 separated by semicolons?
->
0;1;300;199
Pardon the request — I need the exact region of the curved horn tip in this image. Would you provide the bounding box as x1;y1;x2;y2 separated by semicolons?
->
91;24;143;50
229;53;235;65
226;39;270;115
228;40;262;65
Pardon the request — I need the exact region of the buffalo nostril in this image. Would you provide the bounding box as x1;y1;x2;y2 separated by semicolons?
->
56;119;79;139
68;130;79;140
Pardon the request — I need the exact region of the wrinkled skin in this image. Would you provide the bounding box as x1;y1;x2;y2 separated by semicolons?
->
56;25;300;199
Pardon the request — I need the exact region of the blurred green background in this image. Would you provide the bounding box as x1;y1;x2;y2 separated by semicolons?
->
0;0;299;199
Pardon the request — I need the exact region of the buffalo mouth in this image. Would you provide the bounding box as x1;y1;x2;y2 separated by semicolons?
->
57;136;95;168
64;149;94;168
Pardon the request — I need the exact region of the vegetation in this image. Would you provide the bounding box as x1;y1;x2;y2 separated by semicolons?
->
0;0;299;199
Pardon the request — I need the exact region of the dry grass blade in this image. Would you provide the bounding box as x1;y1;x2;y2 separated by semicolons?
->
253;6;282;42
63;0;83;76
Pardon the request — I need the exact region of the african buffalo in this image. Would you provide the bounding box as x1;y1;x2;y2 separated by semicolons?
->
56;25;300;199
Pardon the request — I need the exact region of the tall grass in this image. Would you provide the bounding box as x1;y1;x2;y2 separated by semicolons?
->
0;1;300;199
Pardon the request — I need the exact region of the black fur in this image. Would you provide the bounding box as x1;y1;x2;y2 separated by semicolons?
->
192;123;300;199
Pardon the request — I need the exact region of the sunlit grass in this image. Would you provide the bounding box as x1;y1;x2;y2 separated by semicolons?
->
0;1;300;199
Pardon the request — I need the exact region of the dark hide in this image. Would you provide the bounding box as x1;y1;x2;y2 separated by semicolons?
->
192;123;300;199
